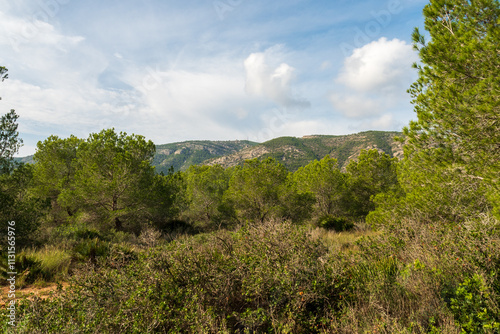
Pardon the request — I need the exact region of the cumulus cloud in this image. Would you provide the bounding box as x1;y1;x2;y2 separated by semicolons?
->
360;114;395;129
244;49;310;109
336;37;417;93
114;63;265;142
0;11;84;52
329;93;382;118
330;37;417;120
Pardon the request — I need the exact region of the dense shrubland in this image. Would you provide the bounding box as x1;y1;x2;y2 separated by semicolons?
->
1;0;500;332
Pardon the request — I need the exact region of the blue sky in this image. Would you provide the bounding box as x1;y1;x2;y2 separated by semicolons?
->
0;0;428;156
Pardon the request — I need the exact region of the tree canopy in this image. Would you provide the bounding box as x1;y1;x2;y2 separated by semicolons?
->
33;135;82;220
58;129;156;231
0;67;23;174
293;155;346;218
406;0;500;214
0;66;7;83
0;110;23;174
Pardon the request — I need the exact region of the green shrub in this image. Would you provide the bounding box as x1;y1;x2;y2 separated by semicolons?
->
36;246;72;278
72;238;110;262
317;215;354;232
11;221;348;333
450;274;500;333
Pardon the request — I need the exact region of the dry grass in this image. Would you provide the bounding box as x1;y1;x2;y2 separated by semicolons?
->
309;223;380;253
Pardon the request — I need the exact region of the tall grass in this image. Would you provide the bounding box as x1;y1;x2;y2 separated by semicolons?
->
16;246;72;287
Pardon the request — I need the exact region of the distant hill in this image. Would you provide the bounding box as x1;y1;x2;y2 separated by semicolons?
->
13;131;403;173
14;155;34;164
153;140;258;174
205;131;403;171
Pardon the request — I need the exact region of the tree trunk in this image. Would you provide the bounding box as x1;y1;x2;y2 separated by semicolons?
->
112;195;122;230
115;217;123;231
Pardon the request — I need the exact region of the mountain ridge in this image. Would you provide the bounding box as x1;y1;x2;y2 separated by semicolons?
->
205;131;403;171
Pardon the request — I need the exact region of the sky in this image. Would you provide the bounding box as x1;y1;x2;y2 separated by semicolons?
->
0;0;428;156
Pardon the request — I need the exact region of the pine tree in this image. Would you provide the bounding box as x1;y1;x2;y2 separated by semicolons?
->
406;0;500;215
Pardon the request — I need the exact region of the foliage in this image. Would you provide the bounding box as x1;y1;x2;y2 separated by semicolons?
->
9;214;500;333
14;246;72;286
293;155;347;218
0;163;45;249
10;221;348;333
32;135;83;222
2;3;500;330
316;215;354;232
450;274;500;333
0;110;23;174
0;67;23;174
345;149;399;220
183;164;235;228
406;0;500;215
332;215;500;333
57;129;156;232
0;66;7;82
368;150;492;226
147;169;188;231
225;158;312;223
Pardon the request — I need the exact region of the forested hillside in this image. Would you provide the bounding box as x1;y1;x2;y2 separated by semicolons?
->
207;131;402;171
153;140;258;174
1;0;499;332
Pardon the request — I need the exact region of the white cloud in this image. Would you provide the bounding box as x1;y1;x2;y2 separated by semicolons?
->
360;113;395;129
337;37;417;93
0;10;84;52
330;37;417;121
329;93;382;118
1;79;137;137
125;67;248;117
112;63;266;143
244;48;310;109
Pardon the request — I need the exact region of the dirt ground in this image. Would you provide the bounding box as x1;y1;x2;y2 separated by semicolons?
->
0;282;69;308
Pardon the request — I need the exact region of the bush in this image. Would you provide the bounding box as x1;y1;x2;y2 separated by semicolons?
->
450;274;500;333
72;238;110;263
11;221;348;333
317;215;354;232
330;215;500;333
8;215;500;333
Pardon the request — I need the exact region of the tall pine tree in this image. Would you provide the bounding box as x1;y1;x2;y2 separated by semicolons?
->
405;0;500;216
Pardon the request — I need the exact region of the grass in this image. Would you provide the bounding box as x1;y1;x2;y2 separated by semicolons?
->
310;222;379;253
15;246;72;287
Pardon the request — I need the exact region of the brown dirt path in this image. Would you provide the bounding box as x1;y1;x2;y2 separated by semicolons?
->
0;282;69;308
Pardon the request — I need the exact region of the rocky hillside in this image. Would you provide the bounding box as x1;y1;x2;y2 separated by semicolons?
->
205;131;403;171
153;140;258;173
